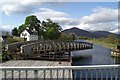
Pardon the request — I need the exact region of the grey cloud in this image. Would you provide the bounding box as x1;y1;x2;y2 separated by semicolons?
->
81;7;117;24
1;1;42;16
51;18;80;26
78;7;118;32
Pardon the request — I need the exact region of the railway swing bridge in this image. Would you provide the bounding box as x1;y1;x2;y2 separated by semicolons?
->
6;40;93;61
1;40;120;79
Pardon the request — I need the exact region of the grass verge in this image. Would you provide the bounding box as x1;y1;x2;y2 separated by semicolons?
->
87;39;116;50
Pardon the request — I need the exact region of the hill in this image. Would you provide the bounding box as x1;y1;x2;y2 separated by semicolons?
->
62;27;119;38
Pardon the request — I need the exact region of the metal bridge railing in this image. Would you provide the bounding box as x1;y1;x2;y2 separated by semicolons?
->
0;65;119;80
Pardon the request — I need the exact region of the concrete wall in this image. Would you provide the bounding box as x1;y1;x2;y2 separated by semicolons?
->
30;35;38;41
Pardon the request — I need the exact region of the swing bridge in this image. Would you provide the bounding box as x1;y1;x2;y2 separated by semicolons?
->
1;40;119;80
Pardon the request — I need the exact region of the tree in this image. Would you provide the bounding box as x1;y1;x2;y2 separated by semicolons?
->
24;15;41;30
60;33;75;41
42;19;62;40
12;27;18;36
18;15;62;40
106;34;117;44
18;15;42;37
18;24;26;35
71;33;76;40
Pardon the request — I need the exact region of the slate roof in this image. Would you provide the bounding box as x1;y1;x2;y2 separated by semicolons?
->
21;28;38;35
25;29;38;35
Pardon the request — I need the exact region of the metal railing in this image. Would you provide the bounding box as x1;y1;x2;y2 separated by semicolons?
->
0;65;120;80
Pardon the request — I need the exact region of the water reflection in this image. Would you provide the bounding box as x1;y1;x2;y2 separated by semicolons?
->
72;44;120;65
72;41;120;79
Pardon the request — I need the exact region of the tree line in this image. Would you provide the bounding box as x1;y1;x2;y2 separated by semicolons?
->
12;15;62;40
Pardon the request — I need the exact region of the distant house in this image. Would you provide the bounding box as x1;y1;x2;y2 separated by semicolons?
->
0;36;3;42
0;35;8;43
20;28;38;41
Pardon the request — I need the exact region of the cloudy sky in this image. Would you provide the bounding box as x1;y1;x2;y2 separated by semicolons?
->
0;1;119;34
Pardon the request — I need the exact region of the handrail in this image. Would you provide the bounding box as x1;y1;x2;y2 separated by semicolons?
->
1;65;119;70
1;65;119;79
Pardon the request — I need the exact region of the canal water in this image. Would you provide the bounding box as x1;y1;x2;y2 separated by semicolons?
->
72;40;120;79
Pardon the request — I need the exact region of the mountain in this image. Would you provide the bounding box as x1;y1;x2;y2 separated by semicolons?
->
92;31;118;37
62;27;119;38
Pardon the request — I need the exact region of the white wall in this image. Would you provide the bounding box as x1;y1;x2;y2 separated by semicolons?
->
20;30;38;41
0;36;3;42
20;30;30;41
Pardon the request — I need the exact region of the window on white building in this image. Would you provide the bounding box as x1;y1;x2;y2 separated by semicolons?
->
24;33;27;36
22;33;27;36
22;33;24;36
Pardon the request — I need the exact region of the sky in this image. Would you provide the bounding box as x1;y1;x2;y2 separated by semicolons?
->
0;1;120;34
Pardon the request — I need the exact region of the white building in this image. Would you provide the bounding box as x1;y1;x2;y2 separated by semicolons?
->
0;36;3;42
20;28;38;41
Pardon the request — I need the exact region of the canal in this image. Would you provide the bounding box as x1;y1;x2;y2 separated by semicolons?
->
72;40;120;79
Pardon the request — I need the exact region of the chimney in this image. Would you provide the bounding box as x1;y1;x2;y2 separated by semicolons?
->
26;27;29;29
33;28;36;31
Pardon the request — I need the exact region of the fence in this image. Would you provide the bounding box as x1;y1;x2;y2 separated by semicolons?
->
0;65;119;80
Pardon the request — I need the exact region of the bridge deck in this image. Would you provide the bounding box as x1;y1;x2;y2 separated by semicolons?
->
1;60;72;78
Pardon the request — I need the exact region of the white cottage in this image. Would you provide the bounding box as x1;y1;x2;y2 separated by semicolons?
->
0;36;3;42
20;28;38;41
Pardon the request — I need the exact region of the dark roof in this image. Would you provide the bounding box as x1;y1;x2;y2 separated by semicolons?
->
26;29;38;35
2;35;8;39
21;29;38;35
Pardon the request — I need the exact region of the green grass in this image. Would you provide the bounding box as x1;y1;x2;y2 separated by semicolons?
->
87;39;116;50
